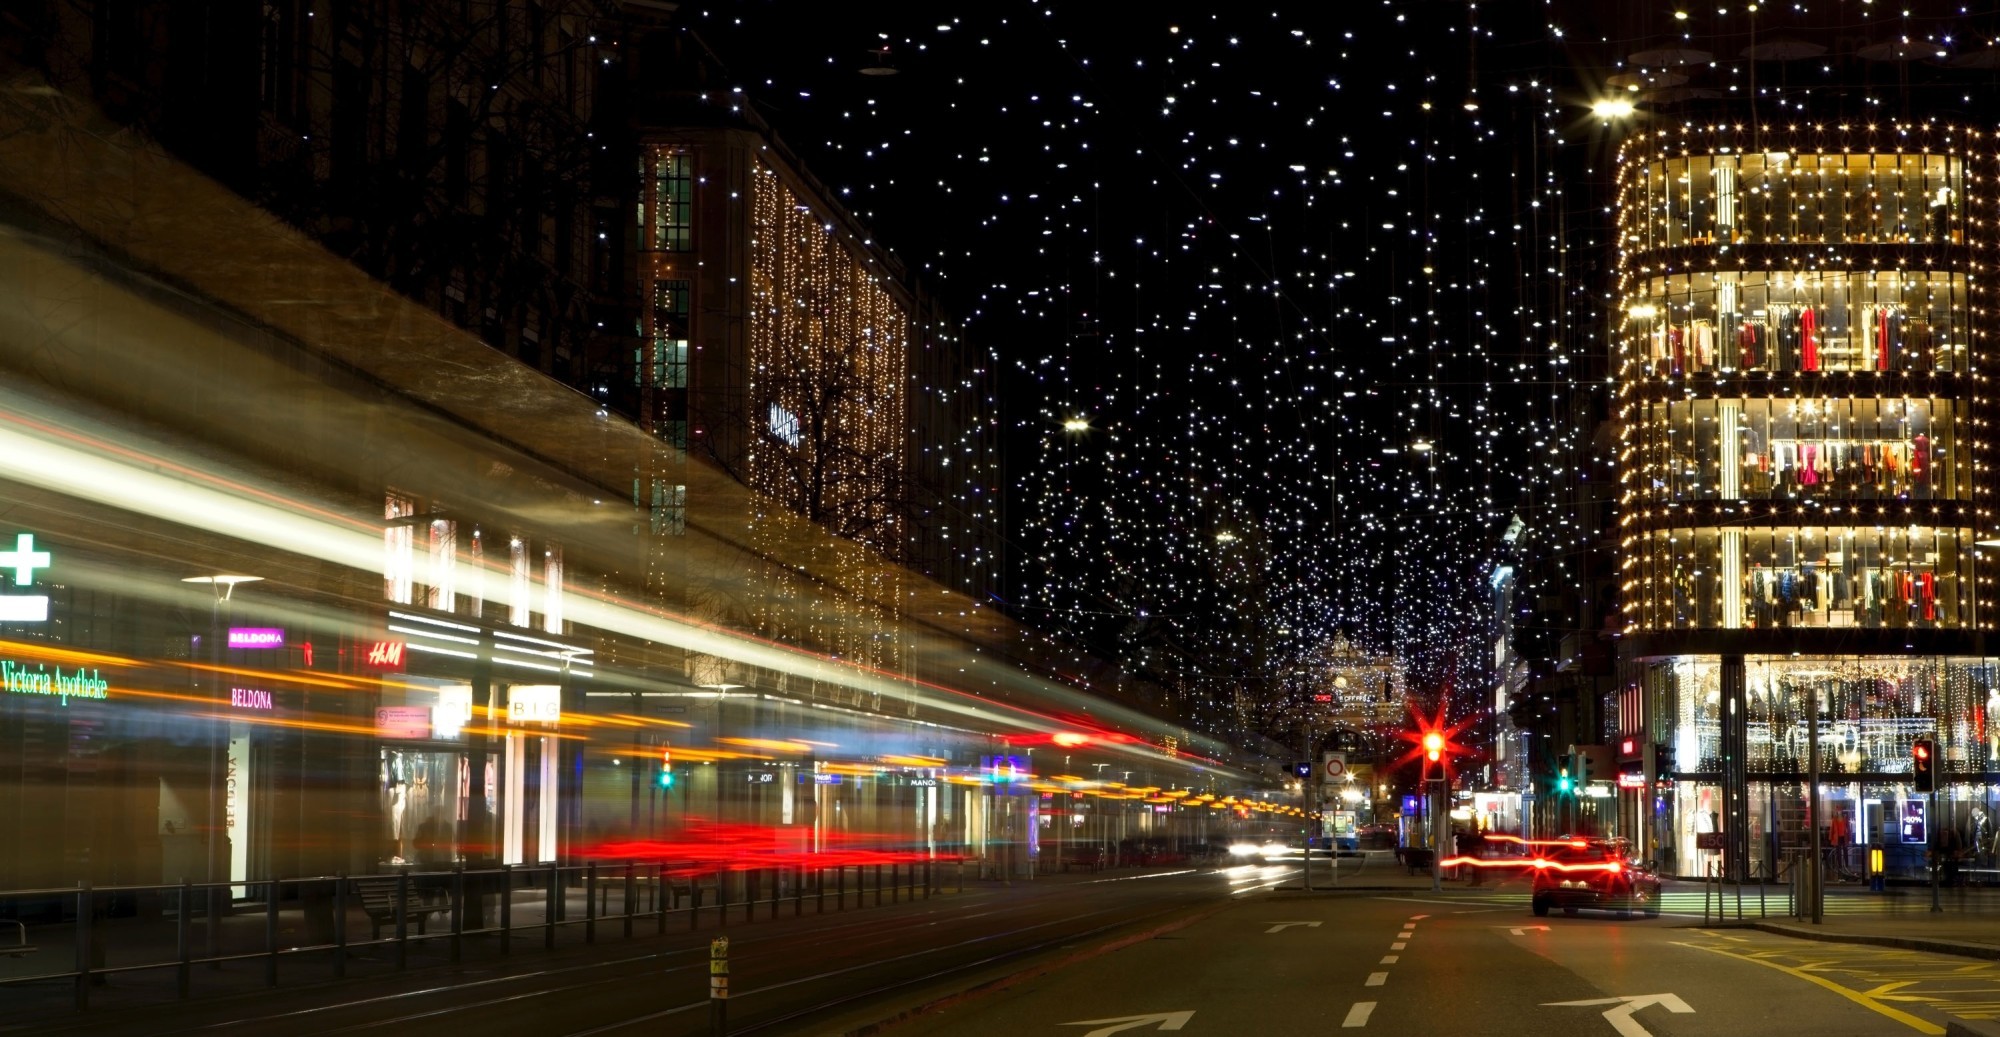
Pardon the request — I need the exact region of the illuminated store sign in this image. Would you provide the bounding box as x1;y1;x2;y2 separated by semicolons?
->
2;659;108;705
363;640;407;671
228;627;285;649
229;687;274;710
507;684;562;724
0;532;52;622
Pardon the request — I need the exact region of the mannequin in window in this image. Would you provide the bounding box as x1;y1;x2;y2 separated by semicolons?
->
1930;186;1954;242
388;781;408;864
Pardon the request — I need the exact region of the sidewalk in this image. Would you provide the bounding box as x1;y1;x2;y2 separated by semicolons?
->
1743;885;2000;961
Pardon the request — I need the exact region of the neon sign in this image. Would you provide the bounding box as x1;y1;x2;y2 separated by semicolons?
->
0;532;52;622
229;687;274;710
228;627;285;649
363;640;407;670
2;658;108;705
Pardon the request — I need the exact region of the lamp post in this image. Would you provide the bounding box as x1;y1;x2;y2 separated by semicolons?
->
181;574;262;961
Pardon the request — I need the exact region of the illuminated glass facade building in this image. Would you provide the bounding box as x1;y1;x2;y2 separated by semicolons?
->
1611;120;2000;878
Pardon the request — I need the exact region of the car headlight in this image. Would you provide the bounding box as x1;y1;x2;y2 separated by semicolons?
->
1229;842;1261;857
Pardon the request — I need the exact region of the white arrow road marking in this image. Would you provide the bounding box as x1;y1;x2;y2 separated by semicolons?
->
1544;994;1694;1037
1266;921;1323;933
1508;925;1551;935
1060;1011;1195;1037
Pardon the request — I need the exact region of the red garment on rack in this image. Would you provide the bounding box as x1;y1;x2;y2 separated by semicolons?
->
1878;307;1891;370
1740;322;1758;368
1670;326;1686;375
1912;433;1929;481
1921;572;1937;621
1801;307;1819;371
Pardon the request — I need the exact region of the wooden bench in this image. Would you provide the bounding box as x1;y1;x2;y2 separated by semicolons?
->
1;920;33;957
355;878;434;940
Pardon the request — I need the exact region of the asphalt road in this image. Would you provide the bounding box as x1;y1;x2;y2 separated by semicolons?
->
19;863;2000;1037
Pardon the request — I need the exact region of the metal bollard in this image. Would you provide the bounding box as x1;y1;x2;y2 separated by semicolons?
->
177;877;192;997
657;864;668;936
816;866;825;914
394;869;410;971
451;866;465;962
795;865;804;917
501;864;513;955
586;862;598;944
74;880;92;1011
266;880;281;985
625;862;636;939
691;882;703;931
837;865;847;910
768;869;778;921
333;874;348;979
709;936;730;1035
874;864;883;907
545;867;558;950
892;862;900;903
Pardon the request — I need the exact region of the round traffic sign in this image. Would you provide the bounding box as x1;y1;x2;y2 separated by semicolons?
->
1323;758;1346;778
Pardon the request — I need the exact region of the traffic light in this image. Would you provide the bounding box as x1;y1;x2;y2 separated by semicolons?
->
1912;737;1936;792
1557;753;1573;794
1423;731;1444;763
658;747;675;790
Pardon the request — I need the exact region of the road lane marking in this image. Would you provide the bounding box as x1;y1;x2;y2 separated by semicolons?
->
1366;972;1388;987
1409;914;1430;920
1343;1002;1376;1028
1380;955;1399;964
1058;1011;1195;1036
1391;942;1406;950
1674;942;1945;1035
1265;921;1323;933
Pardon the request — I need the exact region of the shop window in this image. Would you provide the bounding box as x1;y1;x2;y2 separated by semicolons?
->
542;543;564;634
509;535;531;627
649;279;691;389
1624;270;1968;377
1631;396;1966;505
385;491;416;605
648;150;695;251
1632;525;1972;632
427;517;457;613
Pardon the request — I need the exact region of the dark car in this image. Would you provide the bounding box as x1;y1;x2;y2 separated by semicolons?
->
1529;839;1661;918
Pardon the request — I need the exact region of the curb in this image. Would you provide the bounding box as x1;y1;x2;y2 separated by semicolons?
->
1750;920;2000;962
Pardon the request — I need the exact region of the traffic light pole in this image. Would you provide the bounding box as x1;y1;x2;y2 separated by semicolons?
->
1931;786;1942;913
1807;688;1822;925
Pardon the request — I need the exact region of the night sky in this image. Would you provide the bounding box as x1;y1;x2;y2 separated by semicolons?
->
680;2;1993;740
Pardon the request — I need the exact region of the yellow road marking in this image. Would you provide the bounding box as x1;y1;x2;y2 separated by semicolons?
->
1674;942;1946;1035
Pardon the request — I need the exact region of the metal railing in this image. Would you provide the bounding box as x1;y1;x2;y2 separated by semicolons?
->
1699;858;1771;924
0;857;965;1012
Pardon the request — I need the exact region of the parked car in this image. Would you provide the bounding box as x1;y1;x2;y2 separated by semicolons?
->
1530;838;1661;918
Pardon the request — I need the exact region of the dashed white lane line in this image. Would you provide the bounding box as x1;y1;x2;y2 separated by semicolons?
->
1396;931;1414;939
1343;1002;1377;1028
1380;954;1399;964
1390;941;1406;951
1408;914;1429;920
1365;971;1388;987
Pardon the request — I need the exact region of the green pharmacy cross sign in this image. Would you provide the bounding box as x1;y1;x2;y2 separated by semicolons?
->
0;532;51;622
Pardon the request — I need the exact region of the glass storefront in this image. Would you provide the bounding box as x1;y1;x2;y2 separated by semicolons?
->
1624;271;1969;376
1642;656;2000;878
1628;396;1967;504
1624;151;1962;249
1625;525;1973;631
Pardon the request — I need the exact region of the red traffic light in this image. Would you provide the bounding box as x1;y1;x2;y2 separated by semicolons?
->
1913;743;1930;761
1423;732;1444;762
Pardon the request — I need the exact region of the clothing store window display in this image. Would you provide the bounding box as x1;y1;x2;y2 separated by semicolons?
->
381;748;464;866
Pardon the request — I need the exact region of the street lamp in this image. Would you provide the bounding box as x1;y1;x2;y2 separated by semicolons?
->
181;573;262;961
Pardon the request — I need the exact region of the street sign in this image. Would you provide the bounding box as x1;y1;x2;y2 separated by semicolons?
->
1322;752;1348;780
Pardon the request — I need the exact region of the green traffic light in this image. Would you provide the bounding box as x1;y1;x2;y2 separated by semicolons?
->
658;768;674;789
1558;768;1572;794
